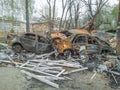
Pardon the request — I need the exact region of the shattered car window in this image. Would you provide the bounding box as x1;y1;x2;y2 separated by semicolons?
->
74;35;86;44
88;36;99;45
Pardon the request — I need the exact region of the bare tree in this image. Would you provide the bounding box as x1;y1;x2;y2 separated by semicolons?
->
46;0;57;32
37;0;108;31
46;0;52;32
39;0;84;30
63;0;84;29
73;0;84;28
59;0;68;30
82;0;109;30
116;0;120;54
68;0;74;28
52;0;56;29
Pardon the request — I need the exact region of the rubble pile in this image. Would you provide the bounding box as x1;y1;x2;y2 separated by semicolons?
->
0;47;119;89
0;49;87;88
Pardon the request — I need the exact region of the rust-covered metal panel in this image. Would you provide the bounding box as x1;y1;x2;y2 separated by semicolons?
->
51;32;72;53
52;38;72;53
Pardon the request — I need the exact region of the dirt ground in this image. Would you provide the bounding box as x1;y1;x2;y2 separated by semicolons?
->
0;67;119;90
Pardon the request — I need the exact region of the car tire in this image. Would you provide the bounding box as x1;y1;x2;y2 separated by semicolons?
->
12;44;22;53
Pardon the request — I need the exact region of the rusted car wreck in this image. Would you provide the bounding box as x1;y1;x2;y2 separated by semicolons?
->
7;33;54;54
62;29;112;55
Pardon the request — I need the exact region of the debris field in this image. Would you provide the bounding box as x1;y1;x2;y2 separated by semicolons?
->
0;30;120;89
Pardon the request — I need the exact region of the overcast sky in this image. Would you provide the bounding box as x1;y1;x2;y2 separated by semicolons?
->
34;0;119;17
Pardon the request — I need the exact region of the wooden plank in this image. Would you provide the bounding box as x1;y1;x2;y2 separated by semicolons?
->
19;66;65;80
35;51;55;59
21;70;59;88
56;69;65;77
90;71;97;80
46;63;82;68
29;59;82;68
63;67;88;75
43;70;60;74
20;61;30;67
36;66;63;71
0;60;12;64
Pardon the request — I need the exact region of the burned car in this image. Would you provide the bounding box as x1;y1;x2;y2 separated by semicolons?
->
7;33;54;54
70;33;112;55
61;29;112;54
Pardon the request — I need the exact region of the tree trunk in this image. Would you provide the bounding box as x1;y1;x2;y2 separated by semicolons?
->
116;0;120;55
47;0;52;32
59;0;67;31
116;28;120;55
118;0;120;25
26;0;30;32
52;0;56;30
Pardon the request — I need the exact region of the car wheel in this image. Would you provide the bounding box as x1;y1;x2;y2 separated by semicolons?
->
12;44;22;53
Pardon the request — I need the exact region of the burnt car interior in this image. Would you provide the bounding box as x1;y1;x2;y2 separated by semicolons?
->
71;34;108;55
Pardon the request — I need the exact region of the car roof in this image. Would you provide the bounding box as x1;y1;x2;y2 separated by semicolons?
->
51;32;67;39
68;29;90;35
